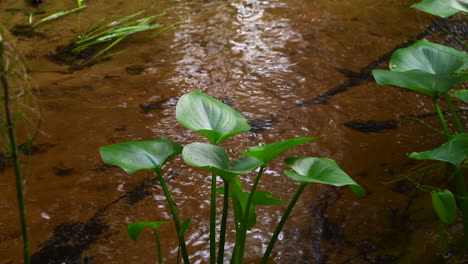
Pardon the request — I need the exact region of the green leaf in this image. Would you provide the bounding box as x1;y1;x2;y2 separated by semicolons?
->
230;178;256;230
441;0;468;12
284;157;365;198
388;39;468;74
127;221;168;242
182;143;258;181
432;189;457;224
179;217;192;236
33;6;86;27
176;90;250;145
412;0;462;18
373;69;468;98
252;191;285;205
240;137;317;165
453;90;468;103
409;133;468;166
100;137;182;174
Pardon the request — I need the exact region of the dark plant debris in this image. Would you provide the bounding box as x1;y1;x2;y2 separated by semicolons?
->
10;24;45;38
344;120;398;133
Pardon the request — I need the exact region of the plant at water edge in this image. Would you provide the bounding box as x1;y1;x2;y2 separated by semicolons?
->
372;12;468;249
100;90;365;263
0;26;33;264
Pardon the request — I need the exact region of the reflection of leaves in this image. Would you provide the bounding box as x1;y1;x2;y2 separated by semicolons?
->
410;133;468;166
432;189;457;224
100;137;182;174
176;90;250;145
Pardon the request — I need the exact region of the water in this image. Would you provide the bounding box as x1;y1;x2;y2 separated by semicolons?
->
0;0;466;263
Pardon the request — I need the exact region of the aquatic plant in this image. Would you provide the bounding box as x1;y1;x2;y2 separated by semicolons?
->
100;90;364;263
0;25;38;264
372;7;468;250
412;0;468;18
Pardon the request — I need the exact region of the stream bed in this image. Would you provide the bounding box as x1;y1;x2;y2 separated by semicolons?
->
1;0;467;263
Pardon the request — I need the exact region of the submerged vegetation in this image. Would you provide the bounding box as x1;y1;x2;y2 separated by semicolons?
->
51;11;182;70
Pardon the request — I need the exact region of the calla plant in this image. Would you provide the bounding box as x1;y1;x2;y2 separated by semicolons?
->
372;5;468;249
100;90;364;263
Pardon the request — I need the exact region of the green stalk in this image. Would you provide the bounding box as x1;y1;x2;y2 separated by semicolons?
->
153;230;163;264
234;166;265;263
210;173;217;264
217;180;230;264
155;169;190;264
433;98;451;138
0;41;30;264
261;183;307;264
454;166;468;248
439;221;446;255
443;93;464;134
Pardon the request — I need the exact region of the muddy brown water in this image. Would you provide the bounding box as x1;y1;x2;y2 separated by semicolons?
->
1;0;467;263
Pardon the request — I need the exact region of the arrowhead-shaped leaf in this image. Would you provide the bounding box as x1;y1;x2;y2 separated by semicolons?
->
431;189;457;224
412;0;463;18
100;137;182;174
409;133;468;166
182;143;258;181
284;157;365;198
453;90;468;103
240;137;317;165
176;90;250;145
127;221;168;242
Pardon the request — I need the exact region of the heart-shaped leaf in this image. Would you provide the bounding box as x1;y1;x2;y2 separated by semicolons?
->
388;39;468;74
432;189;457;224
127;221;168;242
412;0;463;18
453;90;468;103
176;90;250;145
182;143;257;181
409;133;468;166
100;137;182;174
284;157;365;198
373;69;468;98
240;137;317;165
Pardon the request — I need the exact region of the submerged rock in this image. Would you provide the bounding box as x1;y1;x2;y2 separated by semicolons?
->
344;120;398;133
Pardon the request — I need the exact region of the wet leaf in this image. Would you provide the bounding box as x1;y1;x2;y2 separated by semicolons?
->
284;157;365;198
453;90;468;103
100;137;182;174
176;90;250;145
432;189;457;224
127;221;168;242
412;0;462;17
182;143;257;181
240;137;317;165
409;133;468;166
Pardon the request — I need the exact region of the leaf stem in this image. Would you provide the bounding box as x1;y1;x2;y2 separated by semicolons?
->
155;169;190;264
261;183;307;264
153;230;164;264
0;41;30;264
444;93;464;134
217;180;230;264
235;166;265;263
210;173;217;264
433;98;451;138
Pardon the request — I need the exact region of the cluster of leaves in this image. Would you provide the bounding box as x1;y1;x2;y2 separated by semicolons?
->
372;2;468;250
100;90;364;263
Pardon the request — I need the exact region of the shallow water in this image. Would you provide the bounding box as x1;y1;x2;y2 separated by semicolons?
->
0;0;467;263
